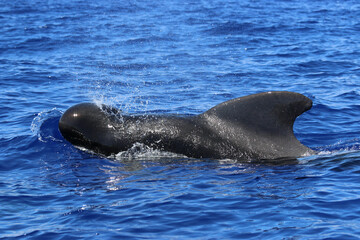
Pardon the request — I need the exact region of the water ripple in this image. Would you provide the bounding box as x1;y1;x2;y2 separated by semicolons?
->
1;0;360;239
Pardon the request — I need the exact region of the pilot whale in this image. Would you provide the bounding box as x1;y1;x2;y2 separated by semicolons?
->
58;91;315;160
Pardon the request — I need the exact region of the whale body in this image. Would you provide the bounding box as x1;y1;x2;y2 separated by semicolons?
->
58;91;314;160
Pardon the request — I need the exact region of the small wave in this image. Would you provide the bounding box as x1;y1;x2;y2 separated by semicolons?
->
124;36;174;45
205;21;289;36
335;90;360;100
290;60;357;76
206;21;257;35
97;62;167;71
316;148;359;158
31;108;63;143
115;142;187;161
311;138;360;156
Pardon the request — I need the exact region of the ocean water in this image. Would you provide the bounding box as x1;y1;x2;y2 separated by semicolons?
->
1;0;360;239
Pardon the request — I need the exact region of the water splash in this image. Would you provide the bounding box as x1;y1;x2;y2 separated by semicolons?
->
87;77;152;115
115;142;187;161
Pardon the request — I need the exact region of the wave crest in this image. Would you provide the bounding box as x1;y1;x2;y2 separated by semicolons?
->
31;108;63;142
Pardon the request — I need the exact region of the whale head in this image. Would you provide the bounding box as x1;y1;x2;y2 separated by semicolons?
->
59;103;122;155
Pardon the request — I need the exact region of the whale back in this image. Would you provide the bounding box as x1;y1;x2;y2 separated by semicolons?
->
59;91;314;160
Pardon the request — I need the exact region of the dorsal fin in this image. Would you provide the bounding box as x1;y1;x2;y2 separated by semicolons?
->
201;91;312;136
197;91;313;159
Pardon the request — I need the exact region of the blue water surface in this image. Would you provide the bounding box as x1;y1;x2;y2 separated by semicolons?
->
1;0;360;239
